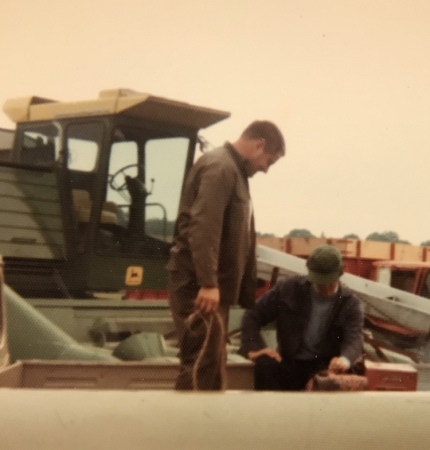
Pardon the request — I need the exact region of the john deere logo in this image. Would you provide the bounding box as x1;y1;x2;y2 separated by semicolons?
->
125;266;144;286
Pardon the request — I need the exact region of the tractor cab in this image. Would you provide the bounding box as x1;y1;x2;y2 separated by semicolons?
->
0;89;229;297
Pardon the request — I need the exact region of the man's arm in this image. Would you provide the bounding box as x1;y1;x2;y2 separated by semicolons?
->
328;356;351;373
188;158;237;313
240;282;284;357
337;295;364;368
247;348;282;362
189;160;236;288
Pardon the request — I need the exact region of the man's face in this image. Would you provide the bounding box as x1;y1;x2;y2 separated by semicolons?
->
314;282;339;298
246;139;282;177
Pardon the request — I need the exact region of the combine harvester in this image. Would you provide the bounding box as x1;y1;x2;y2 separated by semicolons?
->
0;88;228;351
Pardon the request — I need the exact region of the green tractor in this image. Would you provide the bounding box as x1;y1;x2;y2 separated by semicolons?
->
0;89;233;362
0;88;229;298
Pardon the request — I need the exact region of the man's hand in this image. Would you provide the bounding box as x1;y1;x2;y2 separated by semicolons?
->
328;356;350;374
195;287;220;314
247;348;282;362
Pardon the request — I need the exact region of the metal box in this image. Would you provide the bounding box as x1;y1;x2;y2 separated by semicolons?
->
365;360;417;391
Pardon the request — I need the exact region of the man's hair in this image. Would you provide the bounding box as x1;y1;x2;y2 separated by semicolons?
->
241;120;285;156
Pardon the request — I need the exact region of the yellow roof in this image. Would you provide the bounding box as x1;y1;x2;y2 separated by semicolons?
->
3;88;230;129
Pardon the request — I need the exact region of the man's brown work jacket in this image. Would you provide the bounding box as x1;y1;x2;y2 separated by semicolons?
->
167;144;256;308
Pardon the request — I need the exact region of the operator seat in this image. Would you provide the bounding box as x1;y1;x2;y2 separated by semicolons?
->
72;189;118;225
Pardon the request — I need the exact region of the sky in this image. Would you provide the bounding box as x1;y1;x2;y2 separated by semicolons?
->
1;0;430;245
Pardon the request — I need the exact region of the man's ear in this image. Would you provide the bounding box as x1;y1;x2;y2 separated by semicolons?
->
255;138;266;152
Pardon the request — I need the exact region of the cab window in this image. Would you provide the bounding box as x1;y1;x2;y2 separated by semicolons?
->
99;129;190;255
19;123;59;166
66;122;103;172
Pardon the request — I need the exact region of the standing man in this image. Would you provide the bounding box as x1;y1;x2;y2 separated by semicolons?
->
240;245;364;390
167;121;285;390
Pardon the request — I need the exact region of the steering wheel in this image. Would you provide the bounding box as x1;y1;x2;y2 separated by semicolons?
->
108;164;140;192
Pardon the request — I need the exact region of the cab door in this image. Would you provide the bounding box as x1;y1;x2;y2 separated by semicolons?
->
84;125;193;293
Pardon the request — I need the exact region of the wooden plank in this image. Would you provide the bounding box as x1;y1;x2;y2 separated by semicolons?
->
326;238;359;258
392;243;423;262
360;241;392;259
286;237;328;256
15;360;253;390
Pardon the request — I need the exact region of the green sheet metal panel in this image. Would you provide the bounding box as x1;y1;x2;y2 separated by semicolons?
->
76;253;168;292
0;165;66;259
5;284;116;362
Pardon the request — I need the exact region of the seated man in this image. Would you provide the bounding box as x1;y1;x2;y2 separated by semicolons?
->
240;245;364;390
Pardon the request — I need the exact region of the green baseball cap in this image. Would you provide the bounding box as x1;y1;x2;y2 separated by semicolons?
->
306;245;343;285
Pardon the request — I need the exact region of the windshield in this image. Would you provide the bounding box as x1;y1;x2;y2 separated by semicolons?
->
106;130;189;245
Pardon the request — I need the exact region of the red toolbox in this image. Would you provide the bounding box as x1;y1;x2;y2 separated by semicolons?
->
365;360;417;391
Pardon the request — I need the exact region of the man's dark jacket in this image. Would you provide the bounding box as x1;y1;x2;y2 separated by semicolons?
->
167;144;256;308
240;275;364;364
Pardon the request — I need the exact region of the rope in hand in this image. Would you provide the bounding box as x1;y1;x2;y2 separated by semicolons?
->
185;310;227;391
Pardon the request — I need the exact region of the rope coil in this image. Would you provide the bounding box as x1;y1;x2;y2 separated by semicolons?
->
186;310;227;390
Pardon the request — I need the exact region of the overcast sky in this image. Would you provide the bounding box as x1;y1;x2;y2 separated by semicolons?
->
1;0;430;245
